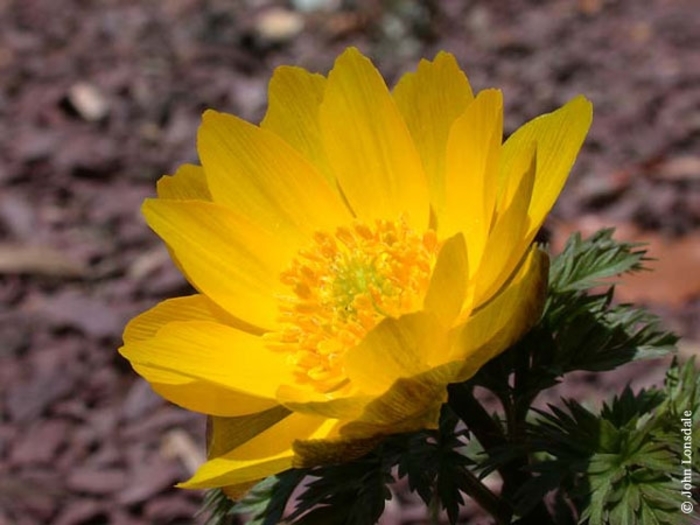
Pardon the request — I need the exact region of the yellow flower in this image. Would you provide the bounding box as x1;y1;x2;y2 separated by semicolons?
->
119;48;592;493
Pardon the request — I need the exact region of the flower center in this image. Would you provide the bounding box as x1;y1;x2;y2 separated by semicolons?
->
270;218;438;390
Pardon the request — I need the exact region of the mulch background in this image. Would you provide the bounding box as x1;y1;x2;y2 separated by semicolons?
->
0;0;698;523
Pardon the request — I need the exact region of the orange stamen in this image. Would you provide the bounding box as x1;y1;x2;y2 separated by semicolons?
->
272;218;439;390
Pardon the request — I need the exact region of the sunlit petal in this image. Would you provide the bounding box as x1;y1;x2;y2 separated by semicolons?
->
200;110;351;239
156;164;211;201
393;52;473;212
123;294;261;344
443;89;504;267
345;313;445;395
261;66;334;183
180;414;337;488
473;147;537;304
143;199;290;330
449;247;549;364
320;47;429;227
121;320;294;408
499;95;592;238
423;233;469;327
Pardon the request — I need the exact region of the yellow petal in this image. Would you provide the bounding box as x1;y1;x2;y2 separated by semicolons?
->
288;314;451;437
293;434;383;468
423;232;469;328
120;320;294;411
345;312;445;395
499;95;592;238
207;408;293;498
393;52;473;213
473;147;536;305
449;246;549;364
123;294;261;345
319;47;429;227
181;452;292;490
150;164;213;283
130;363;276;417
199;110;351;240
143;199;290;330
179;413;337;489
339;376;446;439
443;89;504;267
156;164;211;201
343;353;504;440
122;295;272;416
276;384;370;421
260;66;334;183
207;406;292;458
277;315;450;423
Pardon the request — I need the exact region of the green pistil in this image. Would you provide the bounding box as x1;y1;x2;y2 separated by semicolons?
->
329;257;394;320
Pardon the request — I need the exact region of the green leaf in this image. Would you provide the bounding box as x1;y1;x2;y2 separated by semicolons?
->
600;386;665;428
469;230;675;421
288;450;394;525
248;470;308;525
548;228;648;293
200;489;236;525
199;470;308;525
544;290;677;373
523;359;700;525
395;431;436;505
537;230;677;378
396;407;475;525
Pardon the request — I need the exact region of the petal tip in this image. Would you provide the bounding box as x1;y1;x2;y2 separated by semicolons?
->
568;94;594;122
201;108;221;121
334;46;373;70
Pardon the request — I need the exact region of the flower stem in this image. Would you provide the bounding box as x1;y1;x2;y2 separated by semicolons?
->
461;467;511;525
428;490;441;524
447;383;556;524
447;383;508;450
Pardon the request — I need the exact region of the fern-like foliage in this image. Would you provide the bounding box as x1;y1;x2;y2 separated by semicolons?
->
544;229;676;375
396;407;476;524
523;359;700;524
200;470;306;525
548;228;648;293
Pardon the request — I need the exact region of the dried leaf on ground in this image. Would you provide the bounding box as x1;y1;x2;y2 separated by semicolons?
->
0;245;87;278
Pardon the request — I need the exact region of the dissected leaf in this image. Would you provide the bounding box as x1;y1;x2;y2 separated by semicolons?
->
548;228;647;293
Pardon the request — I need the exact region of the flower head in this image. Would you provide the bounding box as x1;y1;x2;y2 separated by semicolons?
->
120;48;592;493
